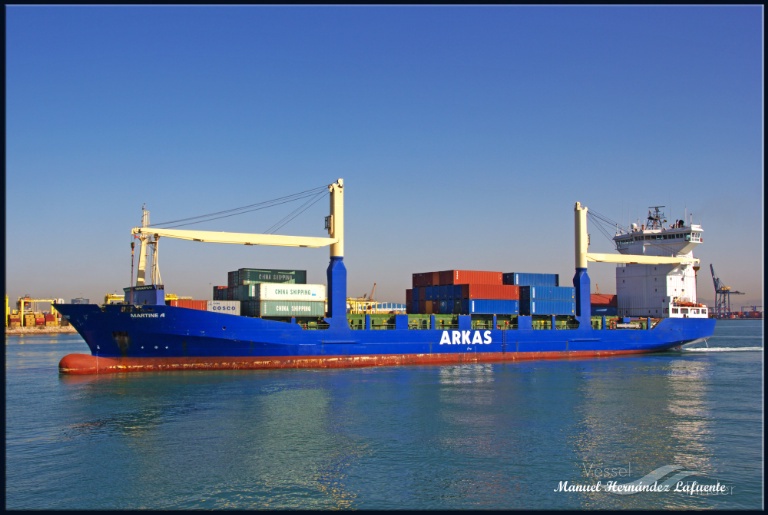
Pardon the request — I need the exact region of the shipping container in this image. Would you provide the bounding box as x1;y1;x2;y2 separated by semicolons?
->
503;272;559;287
590;293;618;307
592;306;618;316
458;284;521;300
520;286;575;301
241;300;324;318
255;283;326;301
169;299;208;311
439;270;503;285
213;286;228;301
207;300;241;316
233;283;326;301
462;299;520;315
411;271;436;287
520;299;576;316
233;268;307;285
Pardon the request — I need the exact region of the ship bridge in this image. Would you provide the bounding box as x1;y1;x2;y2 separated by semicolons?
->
613;206;703;257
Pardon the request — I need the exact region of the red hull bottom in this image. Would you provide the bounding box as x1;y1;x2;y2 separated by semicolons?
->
59;349;656;375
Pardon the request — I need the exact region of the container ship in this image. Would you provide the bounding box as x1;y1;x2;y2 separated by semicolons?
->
55;179;715;375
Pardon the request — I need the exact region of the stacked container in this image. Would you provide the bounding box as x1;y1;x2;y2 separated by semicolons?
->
45;313;58;327
409;269;520;315
240;283;327;318
519;286;576;315
502;272;559;287
228;268;307;287
409;269;576;316
212;285;227;301
591;293;618;316
218;268;325;318
220;268;309;303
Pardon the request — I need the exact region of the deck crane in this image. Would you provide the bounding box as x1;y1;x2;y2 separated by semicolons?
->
710;264;744;318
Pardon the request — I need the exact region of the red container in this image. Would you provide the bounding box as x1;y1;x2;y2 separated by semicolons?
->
439;270;503;285
169;299;208;311
44;314;57;321
35;317;45;326
459;284;520;300
591;294;617;307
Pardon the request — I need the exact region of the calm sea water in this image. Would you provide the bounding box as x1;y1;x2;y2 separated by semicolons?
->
5;320;763;510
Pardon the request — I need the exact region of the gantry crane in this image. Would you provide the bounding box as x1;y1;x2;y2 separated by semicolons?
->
16;297;64;326
710;264;745;318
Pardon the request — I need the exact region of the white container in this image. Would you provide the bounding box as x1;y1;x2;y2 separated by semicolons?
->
207;300;241;316
254;283;326;301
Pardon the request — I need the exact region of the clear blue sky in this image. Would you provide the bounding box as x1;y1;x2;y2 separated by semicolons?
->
6;5;763;308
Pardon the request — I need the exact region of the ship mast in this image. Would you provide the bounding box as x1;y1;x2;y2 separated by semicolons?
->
646;206;666;230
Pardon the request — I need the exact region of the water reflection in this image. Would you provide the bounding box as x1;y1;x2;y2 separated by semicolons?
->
56;371;361;509
571;355;715;509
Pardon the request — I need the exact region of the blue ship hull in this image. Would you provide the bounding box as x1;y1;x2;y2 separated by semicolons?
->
55;302;715;374
54;195;717;375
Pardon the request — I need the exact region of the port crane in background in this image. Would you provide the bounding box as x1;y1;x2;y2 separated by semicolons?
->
348;283;378;314
710;264;744;318
16;297;64;327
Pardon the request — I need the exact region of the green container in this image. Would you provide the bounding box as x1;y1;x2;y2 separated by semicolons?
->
253;300;325;317
236;268;307;285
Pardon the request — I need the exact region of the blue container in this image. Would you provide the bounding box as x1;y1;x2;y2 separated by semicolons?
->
520;286;575;301
461;299;520;315
503;272;559;287
520;299;575;315
592;306;618;316
438;300;454;314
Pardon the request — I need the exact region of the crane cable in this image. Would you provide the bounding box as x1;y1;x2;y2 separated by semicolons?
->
146;183;330;232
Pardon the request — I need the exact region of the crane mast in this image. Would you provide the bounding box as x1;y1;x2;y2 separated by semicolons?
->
127;180;346;319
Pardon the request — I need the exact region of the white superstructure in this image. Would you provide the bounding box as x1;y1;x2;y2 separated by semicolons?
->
613;207;708;319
